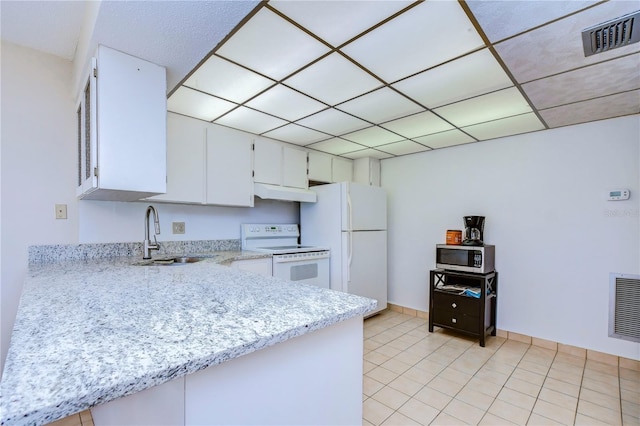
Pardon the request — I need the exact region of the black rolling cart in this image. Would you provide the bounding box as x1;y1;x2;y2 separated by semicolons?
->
428;269;498;347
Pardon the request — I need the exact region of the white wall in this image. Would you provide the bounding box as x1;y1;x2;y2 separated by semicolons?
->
382;115;640;359
1;41;79;373
0;42;298;374
78;199;297;243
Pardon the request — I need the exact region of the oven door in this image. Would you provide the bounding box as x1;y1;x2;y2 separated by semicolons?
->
272;251;330;289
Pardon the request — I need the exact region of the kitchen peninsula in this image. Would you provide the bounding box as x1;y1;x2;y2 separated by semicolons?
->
0;243;376;426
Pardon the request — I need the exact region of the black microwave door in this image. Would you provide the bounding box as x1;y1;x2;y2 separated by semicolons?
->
437;248;474;267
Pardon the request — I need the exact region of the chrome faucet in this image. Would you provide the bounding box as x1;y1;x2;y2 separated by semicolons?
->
143;205;160;259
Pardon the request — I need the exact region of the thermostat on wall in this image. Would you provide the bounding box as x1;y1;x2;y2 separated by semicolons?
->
607;189;630;201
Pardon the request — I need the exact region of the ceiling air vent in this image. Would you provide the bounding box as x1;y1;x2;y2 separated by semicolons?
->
582;10;640;57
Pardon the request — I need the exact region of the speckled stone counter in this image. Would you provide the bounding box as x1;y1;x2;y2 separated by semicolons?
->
0;245;376;426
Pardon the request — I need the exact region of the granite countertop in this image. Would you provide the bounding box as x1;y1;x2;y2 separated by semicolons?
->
0;249;376;426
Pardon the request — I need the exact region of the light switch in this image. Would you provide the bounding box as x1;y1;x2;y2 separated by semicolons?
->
55;204;67;219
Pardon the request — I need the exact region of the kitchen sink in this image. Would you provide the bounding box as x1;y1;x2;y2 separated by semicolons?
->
134;256;215;266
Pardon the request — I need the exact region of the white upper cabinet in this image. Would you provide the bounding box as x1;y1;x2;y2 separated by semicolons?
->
308;151;333;183
308;151;356;184
205;125;254;207
282;146;308;188
254;138;309;189
253;138;283;186
148;114;253;207
353;157;381;186
149;113;205;204
77;45;167;201
332;157;354;183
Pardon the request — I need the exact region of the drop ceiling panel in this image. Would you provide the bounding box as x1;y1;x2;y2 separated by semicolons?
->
467;1;599;43
342;1;485;83
216;8;330;80
341;148;393;160
283;53;382;105
167;87;237;121
392;49;514;108
381;111;455;139
336;87;424;123
214;106;288;134
413;129;476;149
307;138;364;155
539;90;640;128
494;1;640;83
434;87;532;128
296;108;370;136
22;0;632;161
245;84;327;121
340;126;404;147
184;55;275;104
377;140;431;156
462;113;545;141
269;0;412;47
262;124;330;146
522;54;640;110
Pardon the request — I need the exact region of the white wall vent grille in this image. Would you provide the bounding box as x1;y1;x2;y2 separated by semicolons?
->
609;273;640;343
582;10;640;57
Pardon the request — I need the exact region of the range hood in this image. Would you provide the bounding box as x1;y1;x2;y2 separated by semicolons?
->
254;183;317;203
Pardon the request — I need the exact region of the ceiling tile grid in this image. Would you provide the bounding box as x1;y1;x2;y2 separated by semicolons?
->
539;90;640;129
165;0;640;159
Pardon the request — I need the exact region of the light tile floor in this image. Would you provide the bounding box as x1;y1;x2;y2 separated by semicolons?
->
363;310;639;426
47;309;639;426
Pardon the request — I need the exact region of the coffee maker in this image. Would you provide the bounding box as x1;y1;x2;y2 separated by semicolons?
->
462;216;485;246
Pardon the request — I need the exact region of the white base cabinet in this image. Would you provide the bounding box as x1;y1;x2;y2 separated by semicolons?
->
91;316;364;426
77;45;167;201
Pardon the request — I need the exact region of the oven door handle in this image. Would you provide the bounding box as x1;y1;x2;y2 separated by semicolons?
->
272;253;330;263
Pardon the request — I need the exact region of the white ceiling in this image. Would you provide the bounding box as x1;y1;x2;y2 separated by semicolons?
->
2;1;639;159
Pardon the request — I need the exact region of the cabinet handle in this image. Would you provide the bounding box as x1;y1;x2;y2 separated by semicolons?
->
452;303;457;308
452;318;457;324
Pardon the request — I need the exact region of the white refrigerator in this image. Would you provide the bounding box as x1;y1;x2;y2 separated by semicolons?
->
300;182;387;316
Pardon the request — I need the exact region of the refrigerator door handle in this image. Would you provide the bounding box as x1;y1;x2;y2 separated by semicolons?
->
347;191;353;231
347;193;353;284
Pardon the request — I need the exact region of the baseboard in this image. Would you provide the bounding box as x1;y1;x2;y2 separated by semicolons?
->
386;303;639;371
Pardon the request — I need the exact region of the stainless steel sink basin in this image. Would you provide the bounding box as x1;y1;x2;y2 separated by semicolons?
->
134;256;214;266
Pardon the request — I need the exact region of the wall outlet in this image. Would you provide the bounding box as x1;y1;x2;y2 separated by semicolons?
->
55;204;67;219
172;222;185;234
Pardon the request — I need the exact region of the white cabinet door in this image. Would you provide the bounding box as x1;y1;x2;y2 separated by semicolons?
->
353;157;381;186
78;45;167;201
149;113;205;204
332;157;353;183
231;258;272;277
307;151;332;183
282;146;308;189
205;126;254;207
255;138;309;189
254;138;282;185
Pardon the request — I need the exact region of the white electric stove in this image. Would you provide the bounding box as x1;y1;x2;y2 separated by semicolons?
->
241;224;330;289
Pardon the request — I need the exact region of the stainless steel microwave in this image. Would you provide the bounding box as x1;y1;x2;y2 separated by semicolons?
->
436;244;495;274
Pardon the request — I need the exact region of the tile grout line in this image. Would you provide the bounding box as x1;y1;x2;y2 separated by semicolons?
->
364;312;633;426
430;338;509;425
